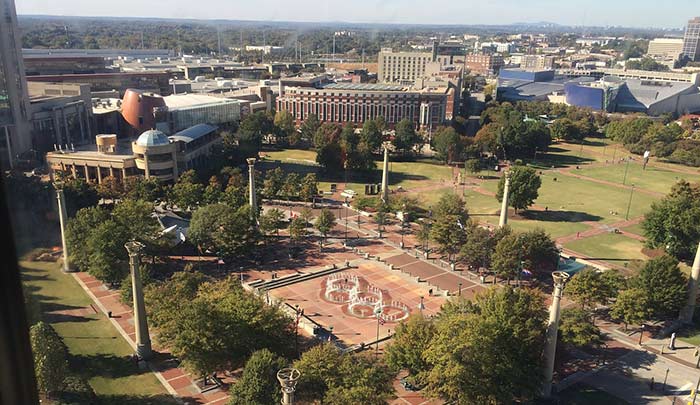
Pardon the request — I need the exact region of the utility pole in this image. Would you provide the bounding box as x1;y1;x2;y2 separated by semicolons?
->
542;271;571;398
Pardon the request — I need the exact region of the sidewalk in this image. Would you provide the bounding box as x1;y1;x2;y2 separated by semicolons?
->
72;272;230;405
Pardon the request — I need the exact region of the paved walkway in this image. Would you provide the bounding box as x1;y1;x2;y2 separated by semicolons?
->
72;272;229;405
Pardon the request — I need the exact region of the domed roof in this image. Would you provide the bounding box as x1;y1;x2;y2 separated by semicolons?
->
136;129;170;147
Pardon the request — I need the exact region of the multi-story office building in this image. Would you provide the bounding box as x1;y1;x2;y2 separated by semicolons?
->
46;124;221;184
276;82;450;131
521;55;555;70
0;0;32;166
378;43;452;84
648;38;684;59
464;54;504;76
683;17;700;62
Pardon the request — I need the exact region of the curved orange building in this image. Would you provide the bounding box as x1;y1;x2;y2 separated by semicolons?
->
120;88;166;136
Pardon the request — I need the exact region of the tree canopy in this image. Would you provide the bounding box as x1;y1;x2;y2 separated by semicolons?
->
496;166;542;212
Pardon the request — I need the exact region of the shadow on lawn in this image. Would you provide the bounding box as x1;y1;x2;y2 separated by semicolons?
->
96;394;181;405
70;353;152;380
520;210;603;223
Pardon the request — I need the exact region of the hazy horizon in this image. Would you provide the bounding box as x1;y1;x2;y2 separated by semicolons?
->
14;0;698;29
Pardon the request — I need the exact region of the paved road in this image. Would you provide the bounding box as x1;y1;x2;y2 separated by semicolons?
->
583;349;700;404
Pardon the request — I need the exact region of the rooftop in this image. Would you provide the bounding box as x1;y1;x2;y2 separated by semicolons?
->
321;83;406;91
163;93;241;109
169;124;218;144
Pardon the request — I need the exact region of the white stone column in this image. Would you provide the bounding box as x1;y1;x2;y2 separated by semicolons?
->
381;146;389;203
247;158;257;220
680;241;700;324
542;271;570;397
56;188;71;272
125;241;152;360
499;171;511;228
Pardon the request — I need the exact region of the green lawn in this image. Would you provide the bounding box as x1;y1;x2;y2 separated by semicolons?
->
262;148;318;164
556;383;629;404
21;259;169;401
576;161;700;195
480;170;659;224
621;222;646;237
563;233;648;266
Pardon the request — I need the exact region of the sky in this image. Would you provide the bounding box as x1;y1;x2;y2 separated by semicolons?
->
14;0;698;28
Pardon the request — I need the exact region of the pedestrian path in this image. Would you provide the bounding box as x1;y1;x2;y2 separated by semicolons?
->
72;272;230;405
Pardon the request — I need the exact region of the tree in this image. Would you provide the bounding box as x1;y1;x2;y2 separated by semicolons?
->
425;288;547;404
361;119;384;152
432;126;462;164
289;217;308;243
259;208;285;237
238;111;274;157
385;314;436;386
299;173;319;203
170;170;205;210
123;177;164;202
62;177;99;217
433;193;469;225
465;158;481;175
633;255;687;318
203;176;224;204
559;308;604;348
393;119;421;155
96;175;124;200
293;344;394;404
228;349;287;405
611;288;652;330
517;229;559;274
313;122;342;150
300;114;321;143
30;322;68;397
87;220;130;286
188;204;258;259
274;110;296;144
315;208;336;249
491;233;523;282
263;167;285;199
550;118;583;141
317;141;344;172
459;225;494;270
281;173;301;201
65;206;111;271
430;214;467;262
642;180;700;262
566;268;622;310
496;166;541;212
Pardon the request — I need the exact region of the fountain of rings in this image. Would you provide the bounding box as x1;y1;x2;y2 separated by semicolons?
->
323;272;410;322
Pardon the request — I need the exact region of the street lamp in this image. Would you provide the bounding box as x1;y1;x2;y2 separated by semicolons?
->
374;306;383;355
294;305;304;356
277;368;301;405
458;282;463;297
622;157;631;185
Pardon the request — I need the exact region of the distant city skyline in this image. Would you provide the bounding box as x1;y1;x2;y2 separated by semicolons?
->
14;0;699;29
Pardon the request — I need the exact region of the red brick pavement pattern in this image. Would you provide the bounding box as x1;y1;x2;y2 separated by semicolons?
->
386;253;486;296
72;272;229;404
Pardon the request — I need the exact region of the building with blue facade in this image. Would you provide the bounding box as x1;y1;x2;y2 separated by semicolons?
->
497;68;700;116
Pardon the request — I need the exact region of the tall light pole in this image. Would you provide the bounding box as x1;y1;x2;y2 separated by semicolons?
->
375;306;383;355
125;241;152;360
625;184;635;221
680;241;700;324
542;271;571;398
277;368;301;405
499;171;511;228
622;157;630;185
55;185;71;272
344;197;348;241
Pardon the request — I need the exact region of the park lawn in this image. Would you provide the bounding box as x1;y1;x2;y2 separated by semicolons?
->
478;170;659;224
21;259;168;400
621;222;646;237
563;233;648;266
262;148;318;164
556;383;629;405
678;325;700;346
575;161;700;195
472;212;589;239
